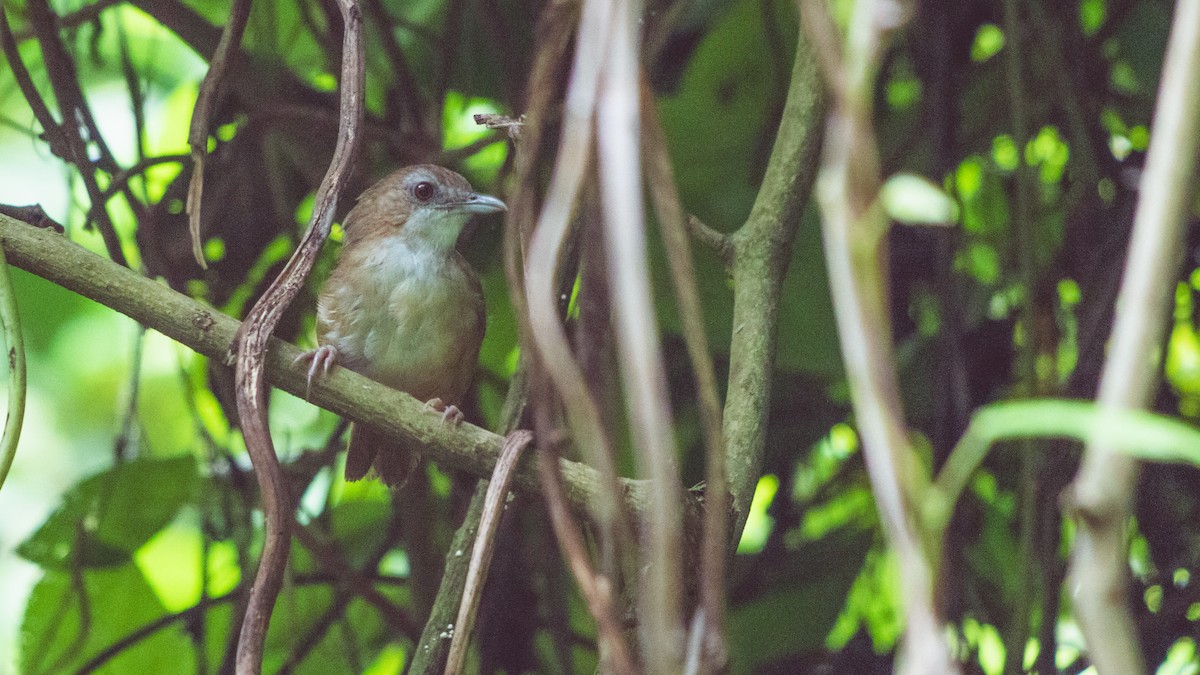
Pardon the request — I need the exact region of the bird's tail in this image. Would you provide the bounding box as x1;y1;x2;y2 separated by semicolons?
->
344;423;421;488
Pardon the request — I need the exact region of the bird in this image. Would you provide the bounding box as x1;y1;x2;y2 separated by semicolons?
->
297;164;505;487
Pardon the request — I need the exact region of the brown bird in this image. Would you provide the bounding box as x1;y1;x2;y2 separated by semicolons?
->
298;165;505;486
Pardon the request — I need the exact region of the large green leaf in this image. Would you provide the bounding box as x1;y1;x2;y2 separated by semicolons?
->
20;564;194;675
18;456;198;569
729;529;873;672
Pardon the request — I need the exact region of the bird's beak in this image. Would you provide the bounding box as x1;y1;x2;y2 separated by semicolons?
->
451;192;507;214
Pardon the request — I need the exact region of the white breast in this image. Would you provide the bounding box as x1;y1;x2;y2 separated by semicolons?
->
319;234;481;401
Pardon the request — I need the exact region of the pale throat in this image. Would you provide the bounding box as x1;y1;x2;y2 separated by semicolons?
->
398;207;471;255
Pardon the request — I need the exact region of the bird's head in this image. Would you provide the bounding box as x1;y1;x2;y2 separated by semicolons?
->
341;164;506;252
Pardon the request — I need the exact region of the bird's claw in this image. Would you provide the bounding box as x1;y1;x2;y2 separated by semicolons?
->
424;398;464;427
294;345;338;398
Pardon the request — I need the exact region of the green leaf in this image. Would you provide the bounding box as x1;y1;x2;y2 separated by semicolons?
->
21;564;194;674
729;530;872;672
881;173;960;225
659;0;793;230
970;400;1200;465
931;400;1200;534
18;456;198;569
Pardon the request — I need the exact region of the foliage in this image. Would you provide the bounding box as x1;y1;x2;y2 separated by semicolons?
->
0;0;1199;673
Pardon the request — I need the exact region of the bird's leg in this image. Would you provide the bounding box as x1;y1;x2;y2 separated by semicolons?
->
293;345;339;398
423;397;464;426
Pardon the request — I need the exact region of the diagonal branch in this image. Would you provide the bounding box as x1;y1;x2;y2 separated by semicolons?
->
0;212;673;527
444;431;535;674
18;0;128;265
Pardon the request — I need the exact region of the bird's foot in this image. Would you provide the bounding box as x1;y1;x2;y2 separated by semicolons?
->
294;345;338;398
423;398;464;426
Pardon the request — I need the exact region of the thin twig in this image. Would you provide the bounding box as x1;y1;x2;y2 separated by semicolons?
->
502;0;576;335
520;0;644;663
25;0;121;174
90;154;190;226
473;113;524;139
524;0;626;558
0;5;72;161
229;1;364;671
186;0;252;269
113;325;146;461
535;420;637;675
999;1;1040;672
364;0;427;134
292;525;418;636
12;1;128;265
683;215;731;263
595;0;684;666
277;592;354;674
444;431;535;674
641;75;728;671
409;485;489;674
1063;2;1200;673
75;573;400;675
800;0;955;672
12;0;123;42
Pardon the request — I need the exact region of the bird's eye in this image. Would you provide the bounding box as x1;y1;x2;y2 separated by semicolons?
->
413;181;435;202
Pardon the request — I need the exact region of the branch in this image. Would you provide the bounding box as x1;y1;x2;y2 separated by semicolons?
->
292;524;417;636
227;0;364;667
525;0;624;533
0;213;666;524
723;18;825;538
186;0;253;268
535;424;638;675
6;1;127;265
1063;2;1200;672
0;6;71;161
641;75;729;669
11;0;124;42
444;431;534;674
75;573;402;674
409;484;486;675
999;1;1041;671
801;0;955;672
596;0;685;667
684;215;732;263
